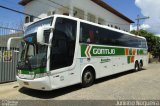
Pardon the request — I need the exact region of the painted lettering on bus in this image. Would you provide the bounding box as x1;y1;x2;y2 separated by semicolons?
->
93;48;115;55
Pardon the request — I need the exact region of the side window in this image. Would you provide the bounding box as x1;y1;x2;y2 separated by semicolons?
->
80;23;96;43
80;27;83;42
80;22;146;48
97;28;124;46
141;39;147;48
97;28;109;45
50;18;77;70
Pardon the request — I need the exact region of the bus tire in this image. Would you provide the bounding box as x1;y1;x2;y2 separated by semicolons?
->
134;61;140;71
81;68;95;87
139;60;143;70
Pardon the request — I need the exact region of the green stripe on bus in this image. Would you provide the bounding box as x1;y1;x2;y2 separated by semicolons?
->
81;45;88;57
127;56;131;64
129;49;132;55
19;68;47;75
137;49;145;55
81;44;147;57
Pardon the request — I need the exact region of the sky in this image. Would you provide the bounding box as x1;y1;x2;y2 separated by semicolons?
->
0;0;160;36
135;0;160;36
104;0;160;36
0;0;24;28
104;0;142;22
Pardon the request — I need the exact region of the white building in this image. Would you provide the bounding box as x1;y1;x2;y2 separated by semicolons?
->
19;0;134;31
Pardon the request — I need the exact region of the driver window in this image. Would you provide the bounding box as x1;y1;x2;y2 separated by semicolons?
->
50;17;77;70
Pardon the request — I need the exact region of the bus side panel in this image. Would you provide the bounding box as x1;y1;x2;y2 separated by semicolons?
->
49;59;81;90
50;70;70;90
98;56;114;77
136;55;148;67
80;58;101;79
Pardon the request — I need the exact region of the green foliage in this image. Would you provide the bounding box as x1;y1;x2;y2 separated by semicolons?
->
130;30;160;56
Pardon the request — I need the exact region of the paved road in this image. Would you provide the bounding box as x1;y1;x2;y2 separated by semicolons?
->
0;63;160;100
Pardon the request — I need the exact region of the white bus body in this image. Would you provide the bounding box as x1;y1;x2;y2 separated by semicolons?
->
8;15;148;91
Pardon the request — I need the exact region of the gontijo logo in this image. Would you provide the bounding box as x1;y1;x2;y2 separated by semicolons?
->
93;48;115;55
84;45;116;58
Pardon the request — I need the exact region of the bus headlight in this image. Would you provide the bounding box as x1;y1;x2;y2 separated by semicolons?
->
29;72;35;79
35;73;48;78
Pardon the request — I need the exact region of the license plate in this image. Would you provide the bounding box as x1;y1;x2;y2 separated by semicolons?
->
23;82;29;85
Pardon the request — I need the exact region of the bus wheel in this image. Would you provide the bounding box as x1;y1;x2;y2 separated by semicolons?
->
134;61;140;71
139;61;143;71
82;69;95;87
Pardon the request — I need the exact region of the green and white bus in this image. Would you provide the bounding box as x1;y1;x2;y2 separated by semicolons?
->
7;15;148;91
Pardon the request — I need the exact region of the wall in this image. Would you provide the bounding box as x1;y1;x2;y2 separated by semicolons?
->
24;0;130;31
0;26;22;83
70;0;130;31
0;47;19;83
24;0;71;21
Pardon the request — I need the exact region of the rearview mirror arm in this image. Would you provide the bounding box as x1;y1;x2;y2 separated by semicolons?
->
7;37;23;50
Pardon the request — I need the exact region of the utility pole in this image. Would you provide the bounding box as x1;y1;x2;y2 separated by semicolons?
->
135;15;149;35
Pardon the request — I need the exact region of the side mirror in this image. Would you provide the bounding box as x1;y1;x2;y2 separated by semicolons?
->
37;26;53;46
37;27;44;44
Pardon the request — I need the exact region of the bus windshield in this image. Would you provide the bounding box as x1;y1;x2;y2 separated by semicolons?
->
19;34;48;69
17;18;53;70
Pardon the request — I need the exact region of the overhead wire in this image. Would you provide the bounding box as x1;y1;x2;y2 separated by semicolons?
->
0;5;41;19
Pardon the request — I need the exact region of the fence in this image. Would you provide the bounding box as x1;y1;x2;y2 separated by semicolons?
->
0;25;23;83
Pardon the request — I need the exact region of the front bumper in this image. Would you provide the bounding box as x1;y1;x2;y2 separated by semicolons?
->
17;76;52;91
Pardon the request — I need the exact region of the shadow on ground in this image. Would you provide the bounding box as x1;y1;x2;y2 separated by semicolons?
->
19;69;146;99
